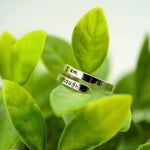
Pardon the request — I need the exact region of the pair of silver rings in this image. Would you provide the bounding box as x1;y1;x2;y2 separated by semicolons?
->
57;64;113;93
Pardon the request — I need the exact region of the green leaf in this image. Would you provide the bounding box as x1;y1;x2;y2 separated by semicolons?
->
45;113;65;150
140;122;150;143
92;57;109;80
62;109;131;133
58;95;132;150
114;73;135;128
0;87;19;150
13;140;29;150
135;35;150;105
137;140;150;150
114;65;150;124
3;80;46;150
24;61;58;116
114;72;135;95
120;110;132;132
62;112;75;125
11;30;46;85
117;122;150;150
94;134;122;150
71;7;109;73
0;31;46;85
52;85;131;133
42;35;76;79
50;85;110;116
0;32;16;79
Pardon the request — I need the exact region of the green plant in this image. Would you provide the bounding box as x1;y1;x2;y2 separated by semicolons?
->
111;34;150;150
0;7;134;150
92;34;150;150
87;35;150;150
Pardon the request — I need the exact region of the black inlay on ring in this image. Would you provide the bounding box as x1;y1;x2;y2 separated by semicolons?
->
82;73;103;86
79;85;89;92
82;74;94;82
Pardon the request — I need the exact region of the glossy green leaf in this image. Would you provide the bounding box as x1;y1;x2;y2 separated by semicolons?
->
3;80;46;150
71;7;109;73
92;57;109;80
137;139;150;150
135;35;150;105
42;35;76;79
45;113;65;150
58;95;132;150
62;109;131;133
11;30;46;85
0;32;16;79
0;87;19;150
24;61;58;116
50;85;111;116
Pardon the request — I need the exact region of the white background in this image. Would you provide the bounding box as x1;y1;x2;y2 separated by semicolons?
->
0;0;150;84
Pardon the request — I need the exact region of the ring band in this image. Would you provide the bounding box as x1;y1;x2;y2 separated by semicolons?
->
57;74;89;92
64;64;113;92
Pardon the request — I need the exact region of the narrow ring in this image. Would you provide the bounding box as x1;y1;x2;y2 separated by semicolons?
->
63;64;113;92
57;74;89;92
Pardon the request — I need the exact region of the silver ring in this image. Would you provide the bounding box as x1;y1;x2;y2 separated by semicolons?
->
57;74;89;92
64;64;113;92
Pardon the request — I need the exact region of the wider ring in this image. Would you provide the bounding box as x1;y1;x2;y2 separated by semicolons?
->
57;74;89;92
64;64;113;92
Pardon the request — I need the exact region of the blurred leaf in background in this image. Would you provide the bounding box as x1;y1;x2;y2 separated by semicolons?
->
136;139;150;150
115;34;150;123
114;34;150;149
114;72;135;96
42;35;76;80
135;35;150;106
45;113;65;150
24;61;58;116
